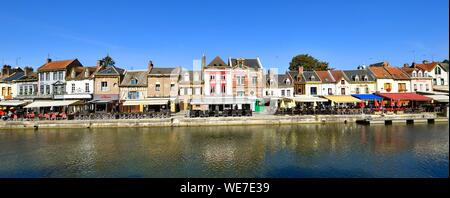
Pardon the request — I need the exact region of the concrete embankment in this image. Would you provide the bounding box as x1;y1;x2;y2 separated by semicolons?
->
0;113;446;130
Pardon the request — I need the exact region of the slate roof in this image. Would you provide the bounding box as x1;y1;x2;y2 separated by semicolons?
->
342;69;376;82
207;56;228;67
120;70;148;87
301;71;321;82
229;58;262;69
276;74;293;88
96;66;124;76
149;67;180;76
1;71;25;82
15;72;38;82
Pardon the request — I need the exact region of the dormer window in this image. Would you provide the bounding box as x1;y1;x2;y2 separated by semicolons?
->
84;69;89;78
310;75;315;80
130;78;138;85
71;69;76;78
354;75;359;81
418;71;423;77
424;71;428;77
412;71;416;77
363;75;368;81
285;79;291;85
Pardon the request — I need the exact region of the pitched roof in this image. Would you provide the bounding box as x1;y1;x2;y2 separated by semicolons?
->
287;71;299;81
315;70;336;83
368;66;392;79
414;62;440;72
207;56;228;67
301;71;321;82
1;71;25;82
15;72;38;82
120;70;148;87
66;66;98;81
38;59;80;72
384;66;410;80
229;58;262;69
440;62;449;72
149;67;180;75
96;66;124;76
276;74;292;88
329;70;347;81
342;69;376;82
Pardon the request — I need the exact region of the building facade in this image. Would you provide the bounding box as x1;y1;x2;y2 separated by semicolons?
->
93;65;124;112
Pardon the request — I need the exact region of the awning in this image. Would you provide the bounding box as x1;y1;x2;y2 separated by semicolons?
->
190;97;254;105
24;100;81;108
122;99;169;106
322;95;361;103
88;99;116;103
0;100;29;106
376;93;432;101
351;94;383;101
427;95;449;103
293;95;328;102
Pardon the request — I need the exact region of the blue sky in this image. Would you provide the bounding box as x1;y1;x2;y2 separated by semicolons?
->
0;0;448;71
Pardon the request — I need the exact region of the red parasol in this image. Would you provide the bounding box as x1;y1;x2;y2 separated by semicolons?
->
381;100;385;107
390;99;394;107
397;100;402;107
360;100;365;108
374;100;379;107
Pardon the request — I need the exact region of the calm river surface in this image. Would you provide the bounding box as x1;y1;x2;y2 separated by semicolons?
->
0;123;448;178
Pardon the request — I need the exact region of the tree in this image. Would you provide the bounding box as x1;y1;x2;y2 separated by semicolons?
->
289;54;329;71
101;55;116;67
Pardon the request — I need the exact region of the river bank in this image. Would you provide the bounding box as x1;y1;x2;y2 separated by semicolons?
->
0;113;447;130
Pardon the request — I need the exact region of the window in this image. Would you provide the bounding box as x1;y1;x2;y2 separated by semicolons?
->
285;79;291;85
155;83;161;91
355;88;360;94
310;87;317;95
46;85;50;95
170;83;175;91
365;87;369;93
45;72;50;81
40;85;44;95
426;84;429;91
130;78;138;85
128;91;139;99
71;83;75;93
384;83;392;92
433;79;437;85
412;71;416;77
341;80;345;85
1;87;5;96
364;75;369;81
210;75;215;80
341;88;345;95
221;75;226;80
398;83;407;92
237;91;244;96
328;88;333;95
195;87;201;95
441;78;444;85
419;84;423;91
53;72;57;80
287;90;291;97
59;71;64;80
418;71;422;77
271;91;274;96
85;83;90;93
414;84;417;91
101;81;108;91
424;72;428;77
281;90;285;96
40;73;44;81
266;91;269;96
252;76;257;85
211;86;215;94
19;86;23;95
435;67;441;75
237;76;245;86
221;85;226;94
354;75;359;81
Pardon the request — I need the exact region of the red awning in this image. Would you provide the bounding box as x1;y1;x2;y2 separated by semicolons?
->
376;93;432;101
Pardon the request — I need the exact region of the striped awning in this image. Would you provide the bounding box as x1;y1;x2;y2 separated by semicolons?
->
322;95;361;103
24;100;81;108
0;100;30;106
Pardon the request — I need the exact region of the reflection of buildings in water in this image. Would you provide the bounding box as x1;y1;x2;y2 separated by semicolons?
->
372;125;408;153
202;143;236;164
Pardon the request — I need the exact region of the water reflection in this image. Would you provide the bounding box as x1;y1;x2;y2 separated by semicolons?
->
0;123;448;178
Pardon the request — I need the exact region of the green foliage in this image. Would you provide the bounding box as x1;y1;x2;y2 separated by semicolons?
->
289;54;329;71
101;55;116;67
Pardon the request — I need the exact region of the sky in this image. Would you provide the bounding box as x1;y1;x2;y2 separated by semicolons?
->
0;0;448;71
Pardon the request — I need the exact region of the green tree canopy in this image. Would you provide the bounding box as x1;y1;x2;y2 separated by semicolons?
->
289;54;329;71
101;55;116;67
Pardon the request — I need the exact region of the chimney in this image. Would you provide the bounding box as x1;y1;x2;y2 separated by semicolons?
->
96;60;104;67
298;66;303;74
422;60;429;64
24;67;33;76
148;60;154;72
46;58;52;64
2;65;11;77
403;63;409;68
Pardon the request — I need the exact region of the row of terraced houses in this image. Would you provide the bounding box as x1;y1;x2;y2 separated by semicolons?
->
0;55;448;113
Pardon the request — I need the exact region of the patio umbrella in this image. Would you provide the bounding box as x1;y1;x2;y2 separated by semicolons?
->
397;100;402;107
390;100;394;107
280;100;286;109
360;100;364;108
381;100;385;107
374;100;379;107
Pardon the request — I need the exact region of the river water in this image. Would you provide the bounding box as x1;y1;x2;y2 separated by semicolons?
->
0;123;448;178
